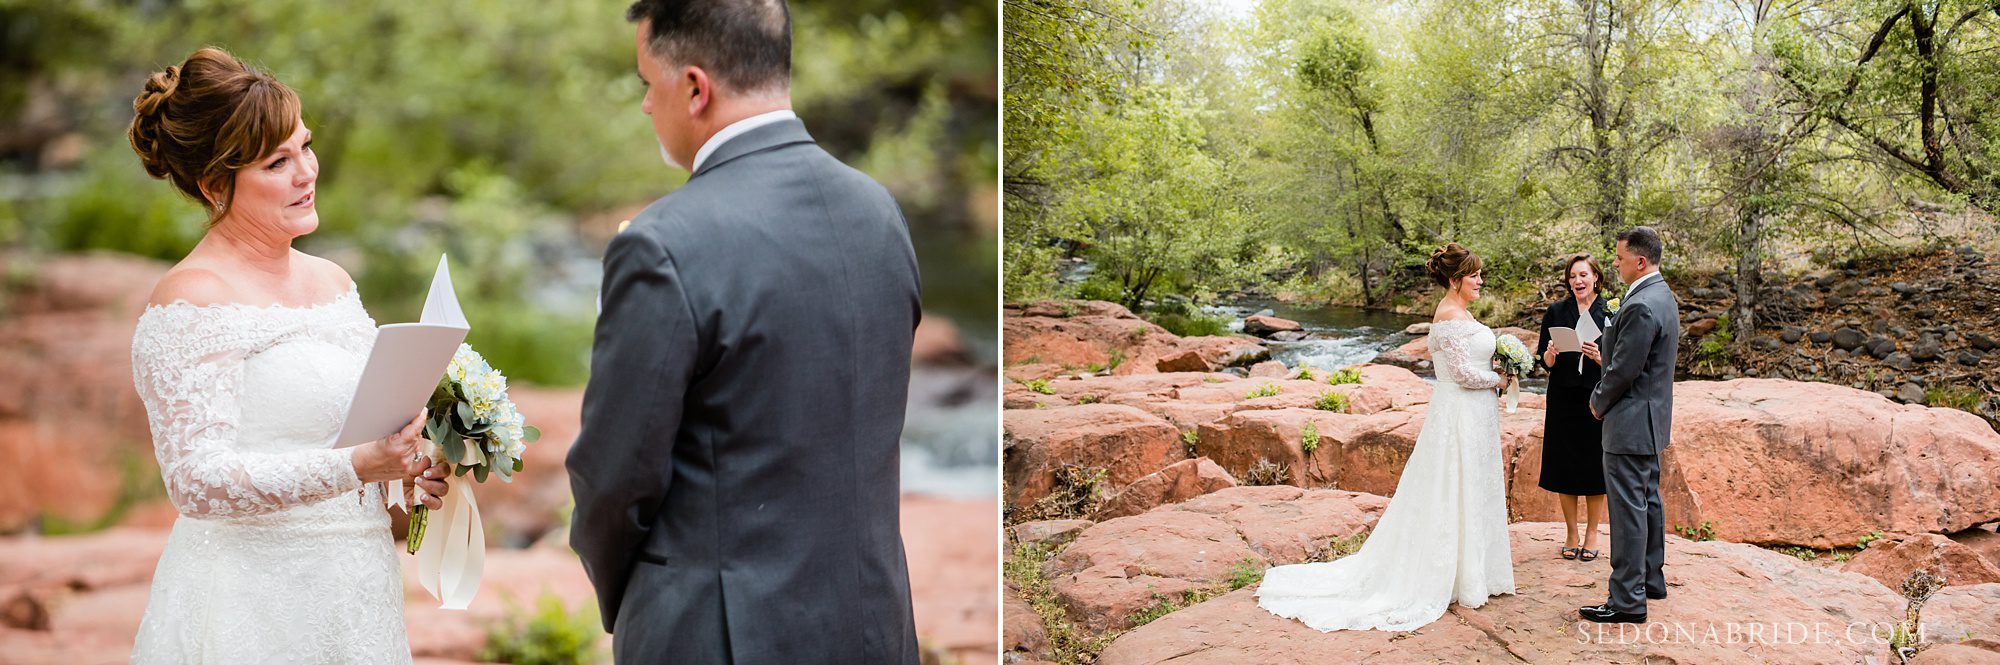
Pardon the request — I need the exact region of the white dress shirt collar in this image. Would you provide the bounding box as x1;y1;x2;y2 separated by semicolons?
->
692;109;798;172
1623;270;1661;300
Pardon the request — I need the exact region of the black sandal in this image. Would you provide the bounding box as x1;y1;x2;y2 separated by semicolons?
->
1561;547;1580;560
1578;548;1600;562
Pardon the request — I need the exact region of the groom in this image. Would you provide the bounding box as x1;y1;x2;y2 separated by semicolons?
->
567;1;922;663
1581;226;1679;624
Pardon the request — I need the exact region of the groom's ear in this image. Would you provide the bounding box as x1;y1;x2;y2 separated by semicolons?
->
683;66;714;117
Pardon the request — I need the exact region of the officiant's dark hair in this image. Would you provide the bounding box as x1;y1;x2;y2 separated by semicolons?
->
1424;242;1482;288
1560;253;1607;297
628;0;791;95
1615;226;1664;265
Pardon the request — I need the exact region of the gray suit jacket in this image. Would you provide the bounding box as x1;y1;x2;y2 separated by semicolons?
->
1589;275;1679;456
567;119;921;664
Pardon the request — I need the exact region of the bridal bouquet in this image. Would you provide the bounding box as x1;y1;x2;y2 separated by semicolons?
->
1493;335;1534;413
408;343;541;554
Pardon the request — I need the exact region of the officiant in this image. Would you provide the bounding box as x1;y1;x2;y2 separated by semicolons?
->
1535;252;1611;562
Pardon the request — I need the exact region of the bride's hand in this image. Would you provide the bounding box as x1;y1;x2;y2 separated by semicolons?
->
408;456;452;508
353;409;428;484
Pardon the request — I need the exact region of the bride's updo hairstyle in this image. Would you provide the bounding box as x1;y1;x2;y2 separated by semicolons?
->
128;47;303;221
1424;242;1483;288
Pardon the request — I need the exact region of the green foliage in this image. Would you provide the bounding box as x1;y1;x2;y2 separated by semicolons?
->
1006;541;1118;662
1076;393;1102;404
1228;558;1266;590
1311;532;1370;562
1326;367;1363;386
481;593;603;665
1695;315;1734;371
1925;385;1983;413
1245;383;1281;399
1024;378;1054;395
1314;391;1349;413
1858;530;1884;550
1293;366;1315;381
1300;421;1320;453
1146;310;1233;337
1180;429;1200;457
37;445;166;535
1675;520;1717;542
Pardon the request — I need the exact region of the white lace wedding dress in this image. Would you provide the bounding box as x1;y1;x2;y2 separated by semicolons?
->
1255;318;1515;631
128;284;411;663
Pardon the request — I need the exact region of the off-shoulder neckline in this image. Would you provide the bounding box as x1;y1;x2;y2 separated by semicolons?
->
1430;318;1488;328
140;282;359;315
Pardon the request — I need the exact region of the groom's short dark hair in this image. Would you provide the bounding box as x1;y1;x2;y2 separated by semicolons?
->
1615;226;1664;265
628;0;791;95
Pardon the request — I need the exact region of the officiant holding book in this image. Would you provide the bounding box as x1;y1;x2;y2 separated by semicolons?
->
1535;252;1611;562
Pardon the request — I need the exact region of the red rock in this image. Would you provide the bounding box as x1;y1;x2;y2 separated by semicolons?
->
1950;526;2000;572
1247;361;1288;378
1242;315;1303;336
1043;487;1382;634
1911;639;2000;664
1096;458;1237;520
1096;522;2000;665
912;315;968;365
1004;300;1264;377
1003;405;1184;509
1153;350;1210;373
1009;519;1094;549
1193;408;1424;497
1658;379;2000;548
1842;533;2000;589
902;496;1000;665
1003;588;1049;660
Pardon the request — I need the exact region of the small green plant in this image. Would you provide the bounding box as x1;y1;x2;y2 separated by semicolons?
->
1293;366;1316;381
1675;521;1717;542
1228;557;1266;590
1180;429;1200;457
1833;551;1853;563
1924;385;1983;412
1695;316;1734;371
481;592;603;665
1301;422;1320;454
1314;391;1349;413
1107;348;1127;371
1024;378;1054;395
1007;541;1118;661
1326;367;1363;386
1858;530;1884;549
1779;546;1824;561
1245;383;1281;399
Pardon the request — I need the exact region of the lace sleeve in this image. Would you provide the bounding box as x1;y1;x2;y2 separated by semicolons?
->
1432;325;1502;390
132;310;362;518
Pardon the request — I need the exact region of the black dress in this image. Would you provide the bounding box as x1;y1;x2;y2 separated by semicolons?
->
1536;296;1608;496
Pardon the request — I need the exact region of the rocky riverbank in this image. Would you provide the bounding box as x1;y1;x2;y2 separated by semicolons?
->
1004;298;2000;664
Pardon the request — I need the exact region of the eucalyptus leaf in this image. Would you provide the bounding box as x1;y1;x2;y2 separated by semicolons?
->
474;464;489;483
523;426;540;443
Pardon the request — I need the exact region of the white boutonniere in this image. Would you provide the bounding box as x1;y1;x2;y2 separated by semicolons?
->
1604;297;1621;323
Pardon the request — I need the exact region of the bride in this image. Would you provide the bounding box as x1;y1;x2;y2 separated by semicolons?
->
125;47;453;661
1255;242;1516;631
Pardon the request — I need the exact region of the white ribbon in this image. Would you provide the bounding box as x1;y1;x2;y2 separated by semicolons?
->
1504;378;1519;414
415;473;485;610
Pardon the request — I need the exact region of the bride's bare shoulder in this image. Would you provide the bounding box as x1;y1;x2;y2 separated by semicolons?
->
148;265;238;308
1432;306;1476;325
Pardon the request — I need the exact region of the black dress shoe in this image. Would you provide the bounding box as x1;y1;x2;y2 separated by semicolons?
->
1579;604;1646;624
1647;589;1667;600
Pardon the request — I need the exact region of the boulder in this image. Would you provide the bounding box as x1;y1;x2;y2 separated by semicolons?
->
1043;487;1385;634
1242;315;1304;337
1096;522;2000;665
1003;404;1184;509
1096;458;1237;520
1842;533;2000;589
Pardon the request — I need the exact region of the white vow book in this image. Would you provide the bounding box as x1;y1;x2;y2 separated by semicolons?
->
333;256;470;448
1547;310;1604;373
